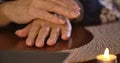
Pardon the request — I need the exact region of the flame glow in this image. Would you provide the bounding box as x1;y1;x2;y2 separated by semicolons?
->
104;48;109;59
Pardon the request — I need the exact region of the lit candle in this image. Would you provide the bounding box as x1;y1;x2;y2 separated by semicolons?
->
96;48;117;63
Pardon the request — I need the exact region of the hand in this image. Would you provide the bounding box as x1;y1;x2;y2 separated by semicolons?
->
2;0;80;24
15;15;72;47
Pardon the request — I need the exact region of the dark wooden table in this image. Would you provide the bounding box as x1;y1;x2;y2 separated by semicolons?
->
0;23;120;63
0;23;93;51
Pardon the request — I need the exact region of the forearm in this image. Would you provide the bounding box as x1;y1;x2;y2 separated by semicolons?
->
0;3;10;26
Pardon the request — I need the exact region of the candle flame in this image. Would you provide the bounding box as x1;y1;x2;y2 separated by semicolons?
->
104;48;109;59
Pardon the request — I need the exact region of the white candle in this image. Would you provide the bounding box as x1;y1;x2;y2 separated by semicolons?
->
96;48;117;63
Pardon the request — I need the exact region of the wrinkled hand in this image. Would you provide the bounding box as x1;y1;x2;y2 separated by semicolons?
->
2;0;80;24
15;15;72;47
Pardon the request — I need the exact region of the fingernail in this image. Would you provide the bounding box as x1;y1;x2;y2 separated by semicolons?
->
15;30;23;36
76;11;80;16
47;40;55;46
71;11;79;18
36;42;44;47
62;35;69;40
15;31;19;35
16;30;21;34
26;41;33;46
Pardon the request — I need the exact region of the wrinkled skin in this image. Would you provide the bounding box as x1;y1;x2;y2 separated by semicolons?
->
1;0;80;24
15;15;72;47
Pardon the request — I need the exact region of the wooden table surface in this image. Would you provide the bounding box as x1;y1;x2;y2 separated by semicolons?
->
0;23;93;51
0;24;120;63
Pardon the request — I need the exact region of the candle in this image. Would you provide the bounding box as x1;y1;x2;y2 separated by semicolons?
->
96;48;117;63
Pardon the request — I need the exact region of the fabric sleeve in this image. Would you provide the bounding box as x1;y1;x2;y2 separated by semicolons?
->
77;0;119;25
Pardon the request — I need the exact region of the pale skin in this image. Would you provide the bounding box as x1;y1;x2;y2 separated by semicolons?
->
0;0;80;47
0;0;80;26
16;15;72;47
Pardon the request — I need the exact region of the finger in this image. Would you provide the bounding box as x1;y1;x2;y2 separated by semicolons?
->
61;18;72;40
15;24;31;38
31;9;65;24
26;20;41;46
50;0;80;11
47;28;60;46
35;26;50;47
36;1;80;19
66;0;80;10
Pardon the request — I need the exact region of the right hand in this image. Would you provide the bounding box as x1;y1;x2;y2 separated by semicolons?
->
15;15;72;47
1;0;80;24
